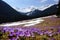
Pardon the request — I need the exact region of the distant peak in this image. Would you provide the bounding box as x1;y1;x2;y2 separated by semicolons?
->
13;4;56;13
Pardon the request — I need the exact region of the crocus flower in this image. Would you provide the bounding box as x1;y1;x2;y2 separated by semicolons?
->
10;38;17;40
57;29;60;33
24;30;31;37
19;31;25;37
48;33;53;37
9;32;16;36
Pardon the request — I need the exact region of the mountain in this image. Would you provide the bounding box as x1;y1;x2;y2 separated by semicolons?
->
0;0;58;24
26;9;42;18
42;4;58;16
26;4;58;17
17;7;36;13
0;0;29;23
14;4;54;13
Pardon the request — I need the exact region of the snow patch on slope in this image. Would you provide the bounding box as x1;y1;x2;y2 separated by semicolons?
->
0;18;44;27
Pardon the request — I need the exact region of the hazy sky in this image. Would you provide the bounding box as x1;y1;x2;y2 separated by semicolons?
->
3;0;58;8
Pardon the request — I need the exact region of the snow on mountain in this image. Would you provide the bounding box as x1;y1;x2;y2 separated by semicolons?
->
19;6;38;13
13;4;55;13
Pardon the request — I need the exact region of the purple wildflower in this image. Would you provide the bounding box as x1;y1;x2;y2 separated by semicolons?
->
24;30;31;37
19;31;25;36
10;38;17;40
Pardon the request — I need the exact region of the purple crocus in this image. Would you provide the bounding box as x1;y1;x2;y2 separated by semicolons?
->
19;31;25;37
10;38;17;40
2;26;59;38
24;30;31;37
57;29;60;34
9;32;16;36
31;32;35;37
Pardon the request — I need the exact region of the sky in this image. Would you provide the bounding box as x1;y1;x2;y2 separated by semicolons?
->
3;0;59;12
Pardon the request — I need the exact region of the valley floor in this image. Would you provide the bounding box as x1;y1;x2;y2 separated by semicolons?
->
0;15;60;40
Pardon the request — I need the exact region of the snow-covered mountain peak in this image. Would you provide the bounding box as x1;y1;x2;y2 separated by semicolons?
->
13;4;55;13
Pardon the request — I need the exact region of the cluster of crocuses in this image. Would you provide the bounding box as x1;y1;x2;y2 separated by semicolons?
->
0;26;60;40
1;27;42;37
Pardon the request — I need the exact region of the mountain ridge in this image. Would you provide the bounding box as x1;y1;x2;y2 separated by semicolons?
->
0;0;58;23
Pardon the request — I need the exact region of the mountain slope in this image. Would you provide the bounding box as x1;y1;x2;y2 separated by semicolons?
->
0;0;58;24
0;0;29;23
42;4;57;16
27;4;58;17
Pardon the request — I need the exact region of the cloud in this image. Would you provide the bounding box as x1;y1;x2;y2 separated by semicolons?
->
39;4;54;10
54;0;59;4
19;8;32;13
40;0;47;3
13;4;54;13
13;5;38;13
54;0;58;2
